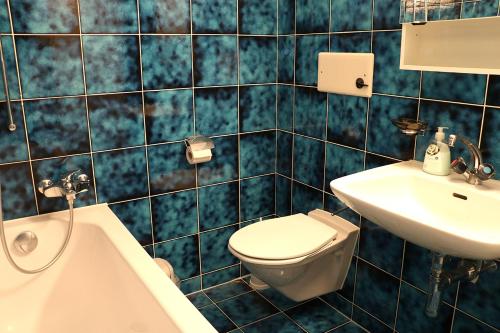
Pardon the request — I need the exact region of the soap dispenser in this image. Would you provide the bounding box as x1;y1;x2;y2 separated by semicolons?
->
423;127;451;176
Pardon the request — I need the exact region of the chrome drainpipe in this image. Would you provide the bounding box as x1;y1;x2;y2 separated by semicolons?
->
425;252;498;318
425;253;446;318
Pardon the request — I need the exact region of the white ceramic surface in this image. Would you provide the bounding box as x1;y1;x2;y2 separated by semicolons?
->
0;204;216;333
330;160;500;259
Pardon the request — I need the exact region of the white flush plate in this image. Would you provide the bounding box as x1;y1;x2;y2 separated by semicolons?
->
317;52;374;98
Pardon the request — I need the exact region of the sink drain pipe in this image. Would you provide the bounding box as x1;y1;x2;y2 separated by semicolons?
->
426;253;497;317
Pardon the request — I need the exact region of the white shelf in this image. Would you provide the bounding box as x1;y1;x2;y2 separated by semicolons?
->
400;16;500;75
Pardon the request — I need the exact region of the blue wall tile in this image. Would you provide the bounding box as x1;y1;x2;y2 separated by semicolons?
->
396;282;454;333
238;0;277;35
94;148;148;203
200;225;239;272
331;0;372;32
144;89;193;144
0;1;10;33
277;85;294;131
17;36;83;98
296;0;330;33
195;87;238;136
487;75;500;106
155;235;199;279
293;135;324;189
373;31;420;97
25;97;89;159
11;0;78;33
373;0;401;30
422;72;487;105
239;85;276;132
147;142;196;194
278;36;295;83
278;0;295;34
355;259;399;327
291;181;322;214
331;32;372;53
141;36;192;90
325;143;364;186
276;175;291;217
367;95;418;160
139;0;190;33
0;103;28;164
239;37;277;84
0;162;37;220
83;36;140;94
193;36;238;87
198;182;239;231
240;175;275;221
110;198;152;246
295;34;329;86
452;310;498;333
240;131;276;178
327;94;368;149
192;0;237;34
202;265;240;288
88;93;145;151
294;87;327;139
152;190;198;242
277;131;293;177
358;218;404;277
0;36;20;100
197;135;239;186
481;108;500;179
80;0;138;33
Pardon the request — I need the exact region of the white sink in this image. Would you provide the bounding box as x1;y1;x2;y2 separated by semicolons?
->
330;160;500;260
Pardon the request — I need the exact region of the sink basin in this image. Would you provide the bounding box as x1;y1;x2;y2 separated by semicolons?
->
330;160;500;260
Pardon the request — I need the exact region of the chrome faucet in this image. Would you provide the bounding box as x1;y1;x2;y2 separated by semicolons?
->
38;170;90;201
448;135;496;185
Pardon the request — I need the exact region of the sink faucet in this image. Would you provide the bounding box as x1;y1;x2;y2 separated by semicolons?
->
448;135;496;185
38;169;90;201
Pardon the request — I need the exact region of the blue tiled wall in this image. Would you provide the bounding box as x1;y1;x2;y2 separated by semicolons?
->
276;0;499;332
0;0;278;294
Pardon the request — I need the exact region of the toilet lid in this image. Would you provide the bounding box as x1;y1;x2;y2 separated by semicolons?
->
229;214;338;260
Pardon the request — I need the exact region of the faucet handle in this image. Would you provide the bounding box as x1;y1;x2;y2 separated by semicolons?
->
477;163;496;181
451;157;468;174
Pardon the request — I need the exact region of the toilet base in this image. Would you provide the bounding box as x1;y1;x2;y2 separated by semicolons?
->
249;275;269;290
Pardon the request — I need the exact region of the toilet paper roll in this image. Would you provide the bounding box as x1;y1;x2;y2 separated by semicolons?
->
186;147;212;164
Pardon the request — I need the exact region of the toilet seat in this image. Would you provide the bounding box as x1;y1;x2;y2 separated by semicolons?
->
229;214;337;261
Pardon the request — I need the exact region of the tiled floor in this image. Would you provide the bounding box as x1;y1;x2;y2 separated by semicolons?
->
187;278;368;333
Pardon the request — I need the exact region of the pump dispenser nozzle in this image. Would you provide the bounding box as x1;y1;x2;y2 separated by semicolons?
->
435;127;448;142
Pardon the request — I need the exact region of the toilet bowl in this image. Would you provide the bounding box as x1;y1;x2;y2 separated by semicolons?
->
228;209;359;301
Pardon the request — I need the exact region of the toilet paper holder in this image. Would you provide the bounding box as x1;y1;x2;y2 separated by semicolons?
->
184;135;214;150
184;135;215;164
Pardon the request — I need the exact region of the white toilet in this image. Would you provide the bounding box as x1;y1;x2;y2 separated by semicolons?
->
228;209;359;301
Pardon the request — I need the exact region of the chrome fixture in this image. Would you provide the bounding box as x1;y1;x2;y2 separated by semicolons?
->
0;170;89;274
14;231;38;255
392;117;428;136
448;134;496;185
426;252;497;317
38;169;90;200
0;37;16;132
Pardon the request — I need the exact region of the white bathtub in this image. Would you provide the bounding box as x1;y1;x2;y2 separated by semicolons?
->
0;204;216;333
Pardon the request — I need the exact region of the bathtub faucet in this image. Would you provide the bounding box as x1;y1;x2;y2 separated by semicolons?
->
38;169;90;201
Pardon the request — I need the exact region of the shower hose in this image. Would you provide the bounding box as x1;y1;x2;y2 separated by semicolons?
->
0;185;75;274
